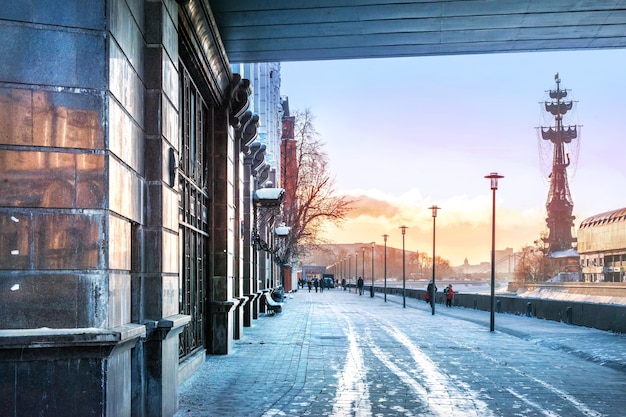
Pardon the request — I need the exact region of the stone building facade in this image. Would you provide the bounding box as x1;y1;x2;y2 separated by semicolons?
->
0;1;282;416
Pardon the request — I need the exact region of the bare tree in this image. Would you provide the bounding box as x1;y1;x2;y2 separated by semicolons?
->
419;254;454;280
281;109;352;263
514;245;550;282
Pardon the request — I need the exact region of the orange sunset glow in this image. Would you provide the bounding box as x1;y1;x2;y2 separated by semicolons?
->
322;188;545;267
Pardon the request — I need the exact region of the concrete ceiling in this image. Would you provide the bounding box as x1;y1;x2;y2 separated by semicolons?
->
209;0;626;62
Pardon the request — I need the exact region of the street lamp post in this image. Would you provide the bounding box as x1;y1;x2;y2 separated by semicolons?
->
348;255;352;292
383;234;389;302
428;205;441;316
485;172;504;332
370;242;375;297
355;251;358;294
400;226;408;308
341;258;344;289
361;246;365;280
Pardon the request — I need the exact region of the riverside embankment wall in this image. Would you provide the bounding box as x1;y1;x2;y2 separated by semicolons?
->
374;286;626;333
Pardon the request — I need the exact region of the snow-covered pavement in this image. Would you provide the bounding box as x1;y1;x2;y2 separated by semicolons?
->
176;289;626;417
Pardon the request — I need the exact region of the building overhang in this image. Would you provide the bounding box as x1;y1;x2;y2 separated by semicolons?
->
209;1;626;62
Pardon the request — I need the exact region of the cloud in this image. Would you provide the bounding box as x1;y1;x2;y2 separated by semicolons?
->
324;188;547;265
345;195;400;219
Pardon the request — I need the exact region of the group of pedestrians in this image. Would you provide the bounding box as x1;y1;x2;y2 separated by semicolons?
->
304;278;337;293
425;281;456;307
306;279;323;293
338;277;365;294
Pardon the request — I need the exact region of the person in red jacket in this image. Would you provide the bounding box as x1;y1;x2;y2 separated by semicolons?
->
444;284;455;307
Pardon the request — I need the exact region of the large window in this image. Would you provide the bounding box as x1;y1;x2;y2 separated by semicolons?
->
178;63;210;359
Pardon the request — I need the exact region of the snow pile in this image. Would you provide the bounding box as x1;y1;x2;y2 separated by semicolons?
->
517;287;626;306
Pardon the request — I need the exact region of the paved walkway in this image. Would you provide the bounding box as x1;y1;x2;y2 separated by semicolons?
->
175;289;626;417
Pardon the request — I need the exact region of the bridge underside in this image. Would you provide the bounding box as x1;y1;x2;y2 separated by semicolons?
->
210;0;626;62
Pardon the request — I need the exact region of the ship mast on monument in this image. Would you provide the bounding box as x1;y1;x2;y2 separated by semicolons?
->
540;73;578;255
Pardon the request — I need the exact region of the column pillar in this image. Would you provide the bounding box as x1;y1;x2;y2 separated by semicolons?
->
142;2;190;415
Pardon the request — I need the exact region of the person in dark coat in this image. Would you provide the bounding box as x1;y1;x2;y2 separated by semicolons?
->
426;281;437;306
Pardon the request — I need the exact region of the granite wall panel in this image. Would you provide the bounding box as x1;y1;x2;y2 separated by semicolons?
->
109;98;144;175
0;88;32;145
0;150;104;209
162;229;178;274
108;156;143;223
33;212;104;270
108;214;131;271
108;272;131;328
162;49;179;113
0;273;79;328
0;88;105;149
0;212;30;269
163;185;178;232
0;271;114;329
162;1;179;67
162;91;179;148
143;229;163;274
145;183;164;227
142;273;164;319
106;348;132;417
76;273;110;328
141;272;178;319
110;0;144;79
76;154;106;208
32;90;105;149
0;0;105;30
109;40;143;127
162;274;179;318
15;356;105;417
0;23;106;89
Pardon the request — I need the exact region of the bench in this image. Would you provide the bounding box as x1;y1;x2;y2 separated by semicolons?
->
264;292;283;315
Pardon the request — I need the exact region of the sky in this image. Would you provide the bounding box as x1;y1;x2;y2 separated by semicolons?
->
279;49;626;266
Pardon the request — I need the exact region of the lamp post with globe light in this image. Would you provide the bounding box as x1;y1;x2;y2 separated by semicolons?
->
370;242;375;297
485;172;504;332
428;205;440;315
355;251;358;294
400;226;408;308
383;234;389;302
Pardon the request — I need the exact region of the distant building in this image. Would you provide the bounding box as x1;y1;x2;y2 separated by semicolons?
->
456;248;518;278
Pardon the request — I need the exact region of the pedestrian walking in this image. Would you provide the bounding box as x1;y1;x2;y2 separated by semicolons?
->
445;284;455;307
357;276;364;295
426;280;437;306
314;279;319;293
307;280;312;292
341;278;346;291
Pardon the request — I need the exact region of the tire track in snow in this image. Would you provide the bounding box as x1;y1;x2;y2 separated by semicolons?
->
504;388;561;417
460;333;605;417
331;318;373;417
373;310;604;417
365;318;495;417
